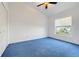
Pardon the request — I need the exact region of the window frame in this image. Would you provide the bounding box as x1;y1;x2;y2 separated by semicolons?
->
55;16;72;36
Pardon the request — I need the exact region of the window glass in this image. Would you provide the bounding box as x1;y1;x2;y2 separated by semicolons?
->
55;16;72;35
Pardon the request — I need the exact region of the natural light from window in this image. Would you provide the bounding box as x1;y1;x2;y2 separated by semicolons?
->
55;16;72;35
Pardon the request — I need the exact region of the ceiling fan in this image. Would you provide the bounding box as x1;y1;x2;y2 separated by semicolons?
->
37;2;57;9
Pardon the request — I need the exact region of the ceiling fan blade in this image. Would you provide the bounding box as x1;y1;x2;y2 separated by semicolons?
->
49;2;57;4
37;3;45;7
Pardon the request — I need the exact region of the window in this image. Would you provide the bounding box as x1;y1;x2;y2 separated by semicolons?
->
55;16;72;35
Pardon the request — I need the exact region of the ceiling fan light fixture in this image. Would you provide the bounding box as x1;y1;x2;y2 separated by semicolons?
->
37;2;57;9
43;2;49;9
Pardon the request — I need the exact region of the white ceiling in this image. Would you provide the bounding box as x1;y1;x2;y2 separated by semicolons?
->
25;2;79;17
8;2;79;18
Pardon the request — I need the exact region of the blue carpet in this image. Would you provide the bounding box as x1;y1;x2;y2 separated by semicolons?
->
2;37;79;57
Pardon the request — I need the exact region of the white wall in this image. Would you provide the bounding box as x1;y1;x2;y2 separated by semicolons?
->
8;3;48;44
0;3;8;56
48;6;79;44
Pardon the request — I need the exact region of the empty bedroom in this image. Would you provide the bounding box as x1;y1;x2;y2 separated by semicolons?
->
0;2;79;57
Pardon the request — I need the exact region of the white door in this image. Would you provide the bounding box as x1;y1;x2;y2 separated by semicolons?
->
0;3;8;56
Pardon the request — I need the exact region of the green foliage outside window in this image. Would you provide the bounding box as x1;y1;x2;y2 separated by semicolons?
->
56;26;71;35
